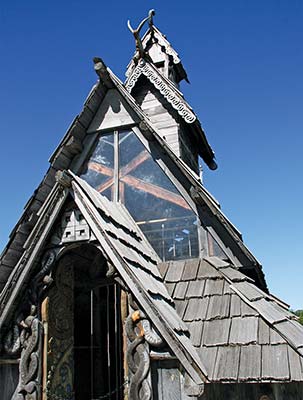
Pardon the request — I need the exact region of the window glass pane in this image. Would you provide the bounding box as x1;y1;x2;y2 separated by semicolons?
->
79;130;199;261
119;131;199;261
207;232;227;258
80;132;114;199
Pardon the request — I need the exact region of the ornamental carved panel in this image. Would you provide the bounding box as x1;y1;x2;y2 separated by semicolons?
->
46;261;74;400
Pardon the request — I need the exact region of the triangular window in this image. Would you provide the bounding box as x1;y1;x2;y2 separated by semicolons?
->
80;130;199;261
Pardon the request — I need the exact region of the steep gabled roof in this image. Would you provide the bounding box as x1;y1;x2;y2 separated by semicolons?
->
0;58;267;299
0;171;207;384
160;256;303;382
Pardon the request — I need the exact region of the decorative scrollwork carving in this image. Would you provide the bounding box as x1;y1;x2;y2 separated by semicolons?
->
126;310;151;400
12;306;42;400
125;60;196;124
141;318;163;348
10;250;58;399
46;261;74;400
126;308;164;400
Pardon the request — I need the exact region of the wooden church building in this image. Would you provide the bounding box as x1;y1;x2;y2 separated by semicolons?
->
1;11;303;400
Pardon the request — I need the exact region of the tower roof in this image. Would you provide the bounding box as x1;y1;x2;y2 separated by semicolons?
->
126;23;189;84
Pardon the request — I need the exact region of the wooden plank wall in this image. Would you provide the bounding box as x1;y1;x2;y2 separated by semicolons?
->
152;360;182;400
134;82;181;157
203;383;303;400
0;363;19;399
133;81;199;174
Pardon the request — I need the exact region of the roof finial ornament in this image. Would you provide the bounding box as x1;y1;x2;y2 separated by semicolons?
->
127;9;155;60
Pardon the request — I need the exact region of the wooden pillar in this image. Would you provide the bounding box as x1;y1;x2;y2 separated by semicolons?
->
41;297;49;400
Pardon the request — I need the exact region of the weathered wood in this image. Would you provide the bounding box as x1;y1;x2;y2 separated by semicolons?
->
64;135;83;155
184;298;207;322
238;345;261;381
87;89;138;132
205;382;303;399
252;298;287;324
270;328;285;345
181;259;200;281
262;344;289;380
186;280;204;298
2;248;22;264
258;318;270;345
0;186;68;331
202;319;230;346
152;361;182;400
223;280;233;295
197;346;218;381
240;301;258;317
213;346;240;381
230;294;241;317
174;299;188;319
197;259;221;279
165;282;175;297
0;364;19;400
42;297;49;400
120;289;129;400
288;347;303;381
157;261;170;279
187;321;203;347
72;179;206;383
206;294;230;320
232;282;265;302
78;104;94;128
51;150;71;170
275;320;303;349
203;279;224;297
165;261;186;283
229;316;258;345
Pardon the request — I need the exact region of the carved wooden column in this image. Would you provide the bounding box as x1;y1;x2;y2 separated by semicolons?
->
45;261;74;400
126;306;164;400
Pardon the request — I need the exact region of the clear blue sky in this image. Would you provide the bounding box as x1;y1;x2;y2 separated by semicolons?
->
0;1;302;308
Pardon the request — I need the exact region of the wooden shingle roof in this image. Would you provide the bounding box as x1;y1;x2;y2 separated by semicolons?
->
0;59;267;297
160;257;303;383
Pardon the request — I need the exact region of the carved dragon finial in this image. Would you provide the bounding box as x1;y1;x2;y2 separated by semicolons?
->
127;9;155;59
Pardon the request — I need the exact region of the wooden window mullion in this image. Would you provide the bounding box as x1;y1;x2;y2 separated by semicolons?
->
114;130;119;203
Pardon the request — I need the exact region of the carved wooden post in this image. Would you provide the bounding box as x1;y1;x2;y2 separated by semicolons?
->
126;307;164;400
8;250;57;400
12;306;43;400
45;261;74;400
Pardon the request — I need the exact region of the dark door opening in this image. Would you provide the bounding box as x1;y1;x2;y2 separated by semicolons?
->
74;283;124;400
47;244;124;400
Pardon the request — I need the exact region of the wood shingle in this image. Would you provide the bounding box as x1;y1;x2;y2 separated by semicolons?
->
261;344;289;380
213;346;240;381
229;316;258;345
238;345;261;381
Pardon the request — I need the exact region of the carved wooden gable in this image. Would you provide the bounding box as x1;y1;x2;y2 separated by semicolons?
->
0;171;207;399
